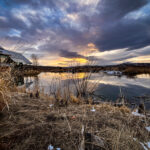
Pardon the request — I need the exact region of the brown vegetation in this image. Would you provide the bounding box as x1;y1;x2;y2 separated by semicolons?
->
22;63;150;75
23;69;40;76
0;69;16;111
123;67;150;76
0;94;150;150
0;66;150;150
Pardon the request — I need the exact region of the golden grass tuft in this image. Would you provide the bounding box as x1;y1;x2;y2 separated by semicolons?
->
0;68;16;111
118;105;131;114
70;94;80;104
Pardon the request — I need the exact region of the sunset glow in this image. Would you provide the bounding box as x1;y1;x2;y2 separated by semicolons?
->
0;0;150;66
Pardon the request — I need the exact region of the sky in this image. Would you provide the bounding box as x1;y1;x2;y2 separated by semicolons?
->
0;0;150;66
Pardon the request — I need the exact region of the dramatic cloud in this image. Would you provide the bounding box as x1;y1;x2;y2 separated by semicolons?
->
95;18;150;51
0;0;150;65
97;0;148;21
59;50;85;59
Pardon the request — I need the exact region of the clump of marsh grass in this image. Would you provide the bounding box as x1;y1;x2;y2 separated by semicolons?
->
46;63;99;105
70;72;99;102
69;60;100;103
47;72;98;106
0;68;16;111
48;76;76;106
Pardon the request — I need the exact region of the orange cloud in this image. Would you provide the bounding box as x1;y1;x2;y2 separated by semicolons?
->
38;56;88;67
87;43;95;47
80;43;99;57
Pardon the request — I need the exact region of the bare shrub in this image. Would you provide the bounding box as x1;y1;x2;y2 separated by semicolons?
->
45;62;99;105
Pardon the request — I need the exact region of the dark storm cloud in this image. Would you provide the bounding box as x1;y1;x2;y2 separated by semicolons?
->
93;0;150;51
0;0;150;64
1;0;65;10
0;15;28;31
0;0;38;7
95;17;150;51
97;0;148;22
65;0;150;52
59;50;101;63
59;50;86;59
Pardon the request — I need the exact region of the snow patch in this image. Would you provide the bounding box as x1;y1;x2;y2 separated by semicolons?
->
145;126;150;132
48;144;61;150
140;142;148;150
133;138;150;149
132;109;145;117
91;107;96;112
48;144;54;150
49;104;54;108
133;138;136;141
145;142;150;148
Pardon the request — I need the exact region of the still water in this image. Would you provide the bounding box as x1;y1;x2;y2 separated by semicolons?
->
24;72;150;108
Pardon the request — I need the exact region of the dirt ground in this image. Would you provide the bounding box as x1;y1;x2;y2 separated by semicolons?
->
0;93;150;150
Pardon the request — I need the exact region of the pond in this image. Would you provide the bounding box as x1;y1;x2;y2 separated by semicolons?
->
24;72;150;109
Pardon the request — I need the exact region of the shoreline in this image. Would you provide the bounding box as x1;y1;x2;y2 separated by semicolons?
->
1;64;150;77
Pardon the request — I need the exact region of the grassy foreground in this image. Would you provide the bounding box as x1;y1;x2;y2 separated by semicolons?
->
0;93;150;150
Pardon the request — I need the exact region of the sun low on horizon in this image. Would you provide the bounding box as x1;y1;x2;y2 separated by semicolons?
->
0;0;150;66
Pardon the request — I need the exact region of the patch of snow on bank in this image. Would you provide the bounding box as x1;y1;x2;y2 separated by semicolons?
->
48;144;61;150
140;142;148;150
48;145;54;150
49;104;54;108
133;138;136;141
145;142;150;148
91;107;96;112
132;109;145;117
145;127;150;132
133;138;150;149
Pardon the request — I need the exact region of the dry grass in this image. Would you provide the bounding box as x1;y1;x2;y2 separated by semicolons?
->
124;67;150;76
0;68;16;111
46;72;99;106
0;94;150;150
70;72;98;99
0;66;150;150
23;69;40;76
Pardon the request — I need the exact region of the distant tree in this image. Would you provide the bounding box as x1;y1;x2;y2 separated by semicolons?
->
31;54;38;66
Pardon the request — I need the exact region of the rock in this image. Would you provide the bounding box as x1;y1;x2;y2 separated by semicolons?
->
84;133;105;150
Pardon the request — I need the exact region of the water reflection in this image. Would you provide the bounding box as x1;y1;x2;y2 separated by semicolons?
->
90;73;150;89
23;72;150;108
136;74;150;79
